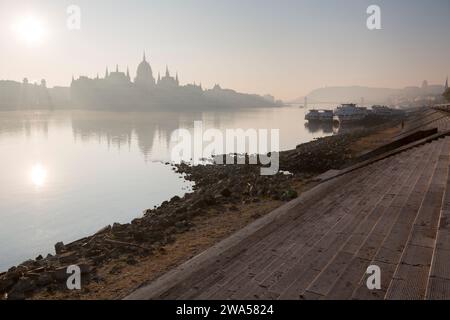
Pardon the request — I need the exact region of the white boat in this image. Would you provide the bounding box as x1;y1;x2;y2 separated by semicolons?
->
334;103;368;123
305;109;334;122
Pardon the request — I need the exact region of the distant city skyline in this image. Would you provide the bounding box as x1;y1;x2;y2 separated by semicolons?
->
1;0;449;100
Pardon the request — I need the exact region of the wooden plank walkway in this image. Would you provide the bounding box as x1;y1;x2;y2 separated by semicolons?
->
126;120;450;300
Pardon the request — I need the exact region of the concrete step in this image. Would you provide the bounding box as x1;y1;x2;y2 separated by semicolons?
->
323;142;437;300
306;143;435;299
426;143;450;299
351;138;447;299
275;155;412;299
385;137;450;299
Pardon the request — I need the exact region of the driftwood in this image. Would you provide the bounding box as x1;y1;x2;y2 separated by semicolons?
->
104;238;152;251
81;225;112;247
81;236;98;248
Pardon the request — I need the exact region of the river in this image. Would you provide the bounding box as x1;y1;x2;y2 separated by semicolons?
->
0;106;334;271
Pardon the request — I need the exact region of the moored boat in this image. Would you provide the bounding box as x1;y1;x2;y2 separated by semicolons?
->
305;109;334;122
334;103;368;123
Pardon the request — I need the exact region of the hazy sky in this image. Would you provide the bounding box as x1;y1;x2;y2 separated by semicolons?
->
0;0;449;100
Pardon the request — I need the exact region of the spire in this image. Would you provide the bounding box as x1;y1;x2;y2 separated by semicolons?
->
158;72;161;83
105;67;109;78
143;51;146;62
176;72;179;84
126;66;130;80
446;76;449;90
116;64;119;72
165;65;170;77
96;73;99;79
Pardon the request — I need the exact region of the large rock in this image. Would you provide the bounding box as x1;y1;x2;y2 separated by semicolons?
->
220;188;232;197
36;273;53;286
54;242;66;254
53;267;69;281
112;223;126;232
4;266;27;281
0;277;14;293
78;263;92;274
7;277;36;300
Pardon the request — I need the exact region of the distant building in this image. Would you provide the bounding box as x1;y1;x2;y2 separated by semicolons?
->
134;52;155;87
157;66;179;88
72;53;181;91
69;53;188;109
0;52;280;111
63;52;280;110
263;94;275;103
106;65;130;85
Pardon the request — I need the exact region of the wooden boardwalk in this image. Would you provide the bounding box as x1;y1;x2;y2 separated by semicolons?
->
126;109;450;300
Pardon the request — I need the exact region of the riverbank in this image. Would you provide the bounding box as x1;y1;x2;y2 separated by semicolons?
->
0;120;403;300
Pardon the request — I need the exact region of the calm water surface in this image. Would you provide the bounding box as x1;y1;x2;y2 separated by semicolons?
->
0;107;333;271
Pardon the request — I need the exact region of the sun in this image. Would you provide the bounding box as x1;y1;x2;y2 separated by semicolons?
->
12;15;47;45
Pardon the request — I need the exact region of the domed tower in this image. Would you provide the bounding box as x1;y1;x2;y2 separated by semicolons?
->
134;52;155;87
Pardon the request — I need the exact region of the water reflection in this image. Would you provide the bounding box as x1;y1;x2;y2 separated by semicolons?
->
68;108;338;161
70;111;200;161
0;109;341;163
30;164;47;187
304;121;338;134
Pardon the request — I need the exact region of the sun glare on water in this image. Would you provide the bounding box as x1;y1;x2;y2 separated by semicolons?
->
12;15;47;46
30;164;47;187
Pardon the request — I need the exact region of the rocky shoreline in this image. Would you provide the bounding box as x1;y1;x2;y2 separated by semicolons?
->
0;124;394;300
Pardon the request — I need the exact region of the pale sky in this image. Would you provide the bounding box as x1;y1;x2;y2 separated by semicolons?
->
0;0;449;100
